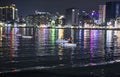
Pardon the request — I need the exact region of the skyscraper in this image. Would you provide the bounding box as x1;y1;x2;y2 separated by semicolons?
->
26;11;51;26
106;1;120;22
98;5;106;25
0;4;18;22
65;8;79;26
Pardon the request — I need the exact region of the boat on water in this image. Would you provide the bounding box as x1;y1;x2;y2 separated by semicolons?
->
56;39;68;43
56;38;76;47
59;43;77;47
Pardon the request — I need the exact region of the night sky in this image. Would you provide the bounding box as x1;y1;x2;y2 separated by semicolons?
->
0;0;119;17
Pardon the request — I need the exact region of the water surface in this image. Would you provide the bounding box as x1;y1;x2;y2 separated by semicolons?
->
0;27;120;73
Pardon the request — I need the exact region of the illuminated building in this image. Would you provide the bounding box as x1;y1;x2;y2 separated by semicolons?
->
0;4;18;22
65;8;79;26
106;1;120;22
79;11;92;26
58;15;65;25
90;10;99;25
26;15;35;26
26;11;51;26
98;5;106;25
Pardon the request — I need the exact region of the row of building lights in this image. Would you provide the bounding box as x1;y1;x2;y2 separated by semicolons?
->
0;1;120;27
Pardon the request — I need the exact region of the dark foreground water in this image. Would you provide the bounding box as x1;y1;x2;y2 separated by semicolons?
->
1;27;120;77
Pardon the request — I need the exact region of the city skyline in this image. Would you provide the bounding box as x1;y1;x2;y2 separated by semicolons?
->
0;0;120;17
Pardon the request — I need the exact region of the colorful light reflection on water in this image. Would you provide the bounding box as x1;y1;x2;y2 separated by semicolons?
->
0;27;120;73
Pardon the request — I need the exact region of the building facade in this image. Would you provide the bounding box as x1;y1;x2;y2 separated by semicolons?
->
106;1;120;22
26;12;51;26
65;8;79;26
0;4;18;22
98;5;106;25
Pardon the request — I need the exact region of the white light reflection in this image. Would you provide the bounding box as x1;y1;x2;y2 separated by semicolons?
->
106;30;112;48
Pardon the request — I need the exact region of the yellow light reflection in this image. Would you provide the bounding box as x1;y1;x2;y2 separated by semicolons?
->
58;46;63;60
0;27;2;47
10;28;15;58
115;31;120;46
58;29;64;39
0;27;2;41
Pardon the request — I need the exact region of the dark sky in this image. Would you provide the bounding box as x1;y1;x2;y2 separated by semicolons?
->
0;0;119;17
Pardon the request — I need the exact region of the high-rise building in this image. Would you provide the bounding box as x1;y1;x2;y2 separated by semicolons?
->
0;4;18;22
26;11;51;26
106;1;120;22
98;5;106;25
65;8;79;26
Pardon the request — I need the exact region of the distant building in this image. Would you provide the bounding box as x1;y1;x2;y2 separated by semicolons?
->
26;11;51;26
106;1;120;22
98;5;106;25
90;10;99;25
0;4;18;22
79;11;92;26
65;8;79;26
58;15;65;25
